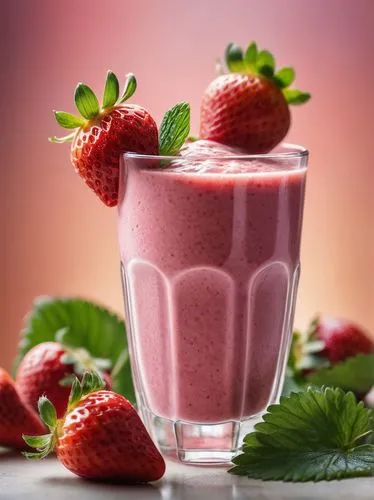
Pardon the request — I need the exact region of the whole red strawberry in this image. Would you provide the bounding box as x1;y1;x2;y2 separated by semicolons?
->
16;339;112;418
50;72;159;206
200;42;310;153
24;372;165;483
0;368;45;450
311;317;374;364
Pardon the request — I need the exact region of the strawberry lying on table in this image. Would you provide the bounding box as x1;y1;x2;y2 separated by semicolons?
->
23;372;165;483
16;335;112;418
0;368;45;450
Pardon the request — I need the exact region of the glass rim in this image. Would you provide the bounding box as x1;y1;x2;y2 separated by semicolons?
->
123;142;308;162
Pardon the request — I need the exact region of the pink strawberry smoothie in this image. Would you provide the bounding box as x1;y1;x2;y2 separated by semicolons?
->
118;141;307;424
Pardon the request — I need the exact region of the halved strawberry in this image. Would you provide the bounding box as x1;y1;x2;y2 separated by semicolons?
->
23;372;165;483
200;41;310;153
50;72;159;207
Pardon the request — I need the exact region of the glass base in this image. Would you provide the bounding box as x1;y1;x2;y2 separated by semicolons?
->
139;405;264;465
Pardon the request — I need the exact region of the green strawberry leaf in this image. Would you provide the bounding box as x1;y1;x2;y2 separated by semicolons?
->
53;111;85;129
14;297;135;403
273;67;295;89
38;396;57;430
23;431;55;460
22;434;51;449
244;41;258;69
102;70;120;109
82;371;104;396
307;354;374;393
229;387;374;482
74;83;100;120
67;376;83;409
159;102;190;156
283;88;311;105
225;43;246;72
59;374;76;387
256;50;275;77
118;73;137;104
67;372;105;412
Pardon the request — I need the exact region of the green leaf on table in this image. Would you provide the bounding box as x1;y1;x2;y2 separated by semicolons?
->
307;354;374;393
159;102;190;156
229;387;374;482
14;297;135;403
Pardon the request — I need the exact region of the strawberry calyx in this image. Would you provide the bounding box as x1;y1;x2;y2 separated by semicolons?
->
23;372;105;459
288;316;329;377
224;41;311;105
49;71;138;143
54;328;112;387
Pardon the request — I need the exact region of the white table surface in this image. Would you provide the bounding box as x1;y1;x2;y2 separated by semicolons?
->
1;449;373;499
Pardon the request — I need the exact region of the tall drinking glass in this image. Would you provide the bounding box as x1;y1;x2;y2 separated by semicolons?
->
118;144;308;465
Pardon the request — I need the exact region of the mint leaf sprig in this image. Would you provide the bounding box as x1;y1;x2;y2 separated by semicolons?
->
225;41;310;105
159;102;190;156
230;387;374;482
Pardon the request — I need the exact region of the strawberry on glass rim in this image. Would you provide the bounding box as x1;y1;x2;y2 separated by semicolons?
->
200;41;311;153
51;71;191;207
51;72;159;207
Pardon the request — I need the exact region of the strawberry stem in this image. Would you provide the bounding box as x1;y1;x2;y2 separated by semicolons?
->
23;371;105;461
223;40;311;105
48;132;76;143
51;71;139;145
67;372;105;413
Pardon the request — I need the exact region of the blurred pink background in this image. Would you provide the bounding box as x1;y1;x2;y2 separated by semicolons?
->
1;0;373;370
